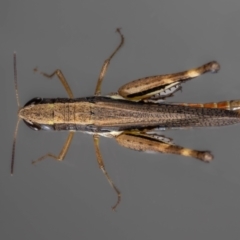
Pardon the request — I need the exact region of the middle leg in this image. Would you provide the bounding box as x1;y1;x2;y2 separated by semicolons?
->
95;28;124;96
93;134;121;211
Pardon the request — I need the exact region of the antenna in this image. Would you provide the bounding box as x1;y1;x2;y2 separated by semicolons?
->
11;52;21;175
11;118;20;175
13;52;20;108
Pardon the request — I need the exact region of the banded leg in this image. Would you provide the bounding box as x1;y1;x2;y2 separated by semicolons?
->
170;100;240;111
95;28;124;95
34;68;74;98
118;61;220;101
32;132;75;164
115;132;213;162
93;135;121;211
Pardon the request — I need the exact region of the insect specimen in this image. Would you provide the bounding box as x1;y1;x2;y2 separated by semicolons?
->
11;29;240;210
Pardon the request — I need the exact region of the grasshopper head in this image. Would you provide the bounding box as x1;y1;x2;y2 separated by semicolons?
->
19;98;43;131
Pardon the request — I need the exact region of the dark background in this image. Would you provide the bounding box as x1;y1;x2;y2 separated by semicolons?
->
2;0;240;239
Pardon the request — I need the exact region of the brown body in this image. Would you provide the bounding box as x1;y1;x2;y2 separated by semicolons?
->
20;97;240;132
12;29;240;210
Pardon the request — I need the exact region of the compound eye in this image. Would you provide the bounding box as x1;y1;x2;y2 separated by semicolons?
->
24;97;42;107
23;120;42;131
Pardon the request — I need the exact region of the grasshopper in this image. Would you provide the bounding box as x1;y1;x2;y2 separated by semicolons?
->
12;29;240;210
